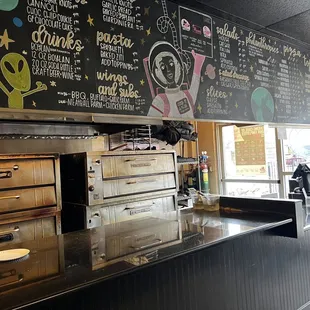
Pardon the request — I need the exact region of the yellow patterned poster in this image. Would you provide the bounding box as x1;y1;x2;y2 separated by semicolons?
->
234;126;267;176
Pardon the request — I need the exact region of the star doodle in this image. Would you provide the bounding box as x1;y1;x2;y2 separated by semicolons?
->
235;102;239;109
144;7;150;15
87;14;94;26
146;27;151;36
85;75;89;80
140;79;145;86
32;101;37;108
197;104;202;113
50;81;57;87
85;37;90;43
0;29;15;50
141;38;145;45
172;11;177;19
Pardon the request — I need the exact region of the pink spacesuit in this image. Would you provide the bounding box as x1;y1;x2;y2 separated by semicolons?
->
147;49;205;119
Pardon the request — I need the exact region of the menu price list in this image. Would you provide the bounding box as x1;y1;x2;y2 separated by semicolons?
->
27;0;84;82
216;22;251;92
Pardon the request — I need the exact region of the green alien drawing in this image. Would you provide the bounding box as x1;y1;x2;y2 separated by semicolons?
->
0;53;47;109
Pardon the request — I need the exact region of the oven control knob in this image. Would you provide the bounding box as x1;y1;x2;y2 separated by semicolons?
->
94;159;101;165
89;185;95;192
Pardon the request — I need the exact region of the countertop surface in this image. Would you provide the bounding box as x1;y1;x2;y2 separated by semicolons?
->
0;211;292;310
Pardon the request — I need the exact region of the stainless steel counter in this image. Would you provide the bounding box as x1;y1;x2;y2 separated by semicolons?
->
0;211;292;310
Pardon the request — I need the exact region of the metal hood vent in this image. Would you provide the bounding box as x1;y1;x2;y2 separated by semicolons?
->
0;110;163;139
0;119;163;139
0;122;103;139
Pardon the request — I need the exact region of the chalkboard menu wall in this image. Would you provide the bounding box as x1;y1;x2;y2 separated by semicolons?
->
0;0;310;124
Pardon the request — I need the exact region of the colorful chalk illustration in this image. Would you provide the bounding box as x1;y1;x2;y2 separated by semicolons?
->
146;42;205;118
251;87;275;122
0;53;47;109
0;0;19;11
205;64;216;79
145;0;205;118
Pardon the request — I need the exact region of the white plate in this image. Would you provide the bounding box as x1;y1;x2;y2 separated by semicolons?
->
0;249;30;262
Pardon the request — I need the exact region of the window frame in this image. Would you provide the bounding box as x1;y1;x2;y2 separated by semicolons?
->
216;123;284;198
276;125;310;198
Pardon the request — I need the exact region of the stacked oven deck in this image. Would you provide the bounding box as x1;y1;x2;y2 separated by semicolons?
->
0;154;61;246
60;151;179;232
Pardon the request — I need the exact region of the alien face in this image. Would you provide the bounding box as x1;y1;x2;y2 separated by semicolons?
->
1;53;31;91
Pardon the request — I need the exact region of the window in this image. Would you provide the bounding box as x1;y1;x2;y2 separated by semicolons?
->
218;125;310;199
219;125;281;198
281;128;310;197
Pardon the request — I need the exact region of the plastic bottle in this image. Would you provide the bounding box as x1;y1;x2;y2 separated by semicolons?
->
200;151;209;193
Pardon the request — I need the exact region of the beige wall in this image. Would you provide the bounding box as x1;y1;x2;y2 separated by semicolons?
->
197;122;219;194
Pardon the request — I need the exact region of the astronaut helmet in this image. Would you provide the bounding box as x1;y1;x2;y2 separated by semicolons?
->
149;41;184;90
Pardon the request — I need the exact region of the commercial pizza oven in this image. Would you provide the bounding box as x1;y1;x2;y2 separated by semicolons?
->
60;151;179;232
0;154;62;246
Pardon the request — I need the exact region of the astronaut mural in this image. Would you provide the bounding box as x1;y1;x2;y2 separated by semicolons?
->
145;0;207;119
147;42;205;118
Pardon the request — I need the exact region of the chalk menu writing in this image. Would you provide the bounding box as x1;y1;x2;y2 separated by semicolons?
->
1;0;310;124
27;0;83;81
90;0;145;114
217;23;250;91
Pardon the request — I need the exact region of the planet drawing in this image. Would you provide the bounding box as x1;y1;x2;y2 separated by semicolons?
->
251;87;275;122
0;0;19;11
13;17;23;27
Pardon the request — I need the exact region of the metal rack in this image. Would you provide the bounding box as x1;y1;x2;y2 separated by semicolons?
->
178;122;201;207
108;125;153;151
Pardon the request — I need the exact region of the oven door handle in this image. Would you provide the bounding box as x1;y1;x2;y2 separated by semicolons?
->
125;158;157;162
0;227;19;237
0;165;19;179
126;179;157;185
0;195;20;201
124;204;154;210
130;239;162;250
0;274;23;288
0;269;16;278
0;165;19;171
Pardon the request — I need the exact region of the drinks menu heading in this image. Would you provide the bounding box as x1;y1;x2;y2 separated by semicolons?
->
0;0;310;124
